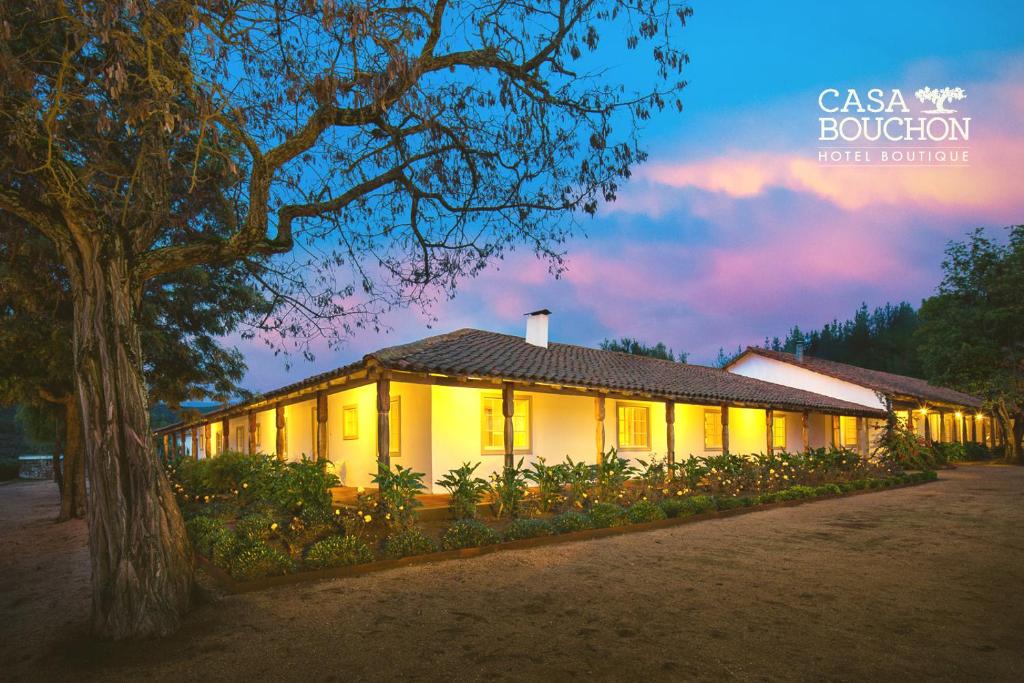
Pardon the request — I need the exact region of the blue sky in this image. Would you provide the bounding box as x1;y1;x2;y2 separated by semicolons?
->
232;1;1024;393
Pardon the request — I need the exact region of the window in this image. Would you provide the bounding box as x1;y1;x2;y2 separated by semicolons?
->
841;416;858;447
704;408;723;450
616;403;650;450
216;432;223;454
943;413;955;443
253;423;261;448
389;397;401;457
481;395;531;453
927;413;941;440
772;415;787;449
343;405;359;440
236;426;245;451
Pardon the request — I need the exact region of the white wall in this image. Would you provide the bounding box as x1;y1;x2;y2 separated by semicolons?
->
729;355;886;410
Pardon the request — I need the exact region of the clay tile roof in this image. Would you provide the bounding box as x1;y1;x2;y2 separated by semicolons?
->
369;329;887;417
731;347;983;409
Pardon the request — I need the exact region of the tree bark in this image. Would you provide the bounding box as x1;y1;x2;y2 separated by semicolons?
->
59;399;86;522
63;235;192;640
995;401;1020;464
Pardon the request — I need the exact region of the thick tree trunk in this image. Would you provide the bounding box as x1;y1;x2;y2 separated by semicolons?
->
995;402;1020;464
64;236;192;640
58;399;87;521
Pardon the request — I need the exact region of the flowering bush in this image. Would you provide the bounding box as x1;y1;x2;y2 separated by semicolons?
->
524;457;566;513
372;464;425;529
304;535;374;569
594;449;636;503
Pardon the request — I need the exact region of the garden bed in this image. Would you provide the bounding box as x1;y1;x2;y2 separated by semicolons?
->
195;470;939;594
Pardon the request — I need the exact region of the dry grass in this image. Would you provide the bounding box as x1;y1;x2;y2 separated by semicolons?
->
2;465;1023;681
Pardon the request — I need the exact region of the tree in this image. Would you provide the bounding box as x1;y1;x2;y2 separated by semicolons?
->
914;86;966;114
0;218;268;521
0;0;691;638
917;227;1024;463
599;337;686;362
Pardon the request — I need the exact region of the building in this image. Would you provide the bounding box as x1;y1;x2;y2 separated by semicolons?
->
155;312;904;493
725;346;991;446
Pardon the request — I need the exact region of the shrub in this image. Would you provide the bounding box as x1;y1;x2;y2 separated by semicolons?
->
503;518;555;541
186;516;228;556
304;535;374;569
235;513;278;543
594;448;636;502
636;456;671;499
626;499;667;524
686;494;717;514
441;519;500;550
780;485;816;500
489;460;528;519
436;462;489;519
714;496;745;511
229;541;292;581
209;529;238;567
524;457;566;513
383;528;439;558
964;442;995;461
588;502;627;528
552;510;593;533
373;464;426;529
560;457;595;510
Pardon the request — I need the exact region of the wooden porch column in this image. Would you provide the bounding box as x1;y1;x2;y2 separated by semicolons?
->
316;390;328;462
666;400;676;466
221;417;230;452
765;408;774;456
923;411;932;445
248;411;257;454
377;373;391;470
961;414;968;443
858;417;869;454
204;423;211;457
502;381;515;469
938;411;946;443
720;405;730;455
801;411;810;452
831;415;840;448
594;396;606;462
191;426;200;460
275;404;286;460
162;434;169;461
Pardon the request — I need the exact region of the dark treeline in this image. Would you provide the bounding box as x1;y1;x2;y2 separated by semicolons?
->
760;302;922;377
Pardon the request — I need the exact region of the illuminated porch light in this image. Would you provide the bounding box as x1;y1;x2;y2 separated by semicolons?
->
918;407;928;415
954;411;962;418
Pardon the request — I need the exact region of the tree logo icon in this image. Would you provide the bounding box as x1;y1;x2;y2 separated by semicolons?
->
914;86;966;114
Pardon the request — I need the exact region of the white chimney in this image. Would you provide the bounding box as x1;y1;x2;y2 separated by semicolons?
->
525;309;551;348
795;339;806;362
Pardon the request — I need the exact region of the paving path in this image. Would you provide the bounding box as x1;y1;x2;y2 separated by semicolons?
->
2;465;1022;681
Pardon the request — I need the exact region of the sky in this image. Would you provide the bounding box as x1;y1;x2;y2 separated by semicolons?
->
230;0;1024;393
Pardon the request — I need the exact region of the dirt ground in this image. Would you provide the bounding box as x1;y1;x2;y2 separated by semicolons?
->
2;465;1022;682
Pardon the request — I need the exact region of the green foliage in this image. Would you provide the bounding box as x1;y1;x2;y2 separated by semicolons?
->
489;459;528;519
964;442;996;461
185;516;228;556
766;301;922;377
441;519;500;550
560;457;595;510
503;518;555;541
636;456;671;499
274;457;339;518
626;499;667;523
235;513;278;544
372;463;425;529
599;337;686;363
383;529;439;559
551;510;594;533
304;535;374;569
229;541;292;581
917;226;1024;463
587;502;627;528
931;442;966;463
594;448;636;502
524;457;566;513
209;529;238;567
660;494;717;518
435;462;489;519
815;483;843;495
